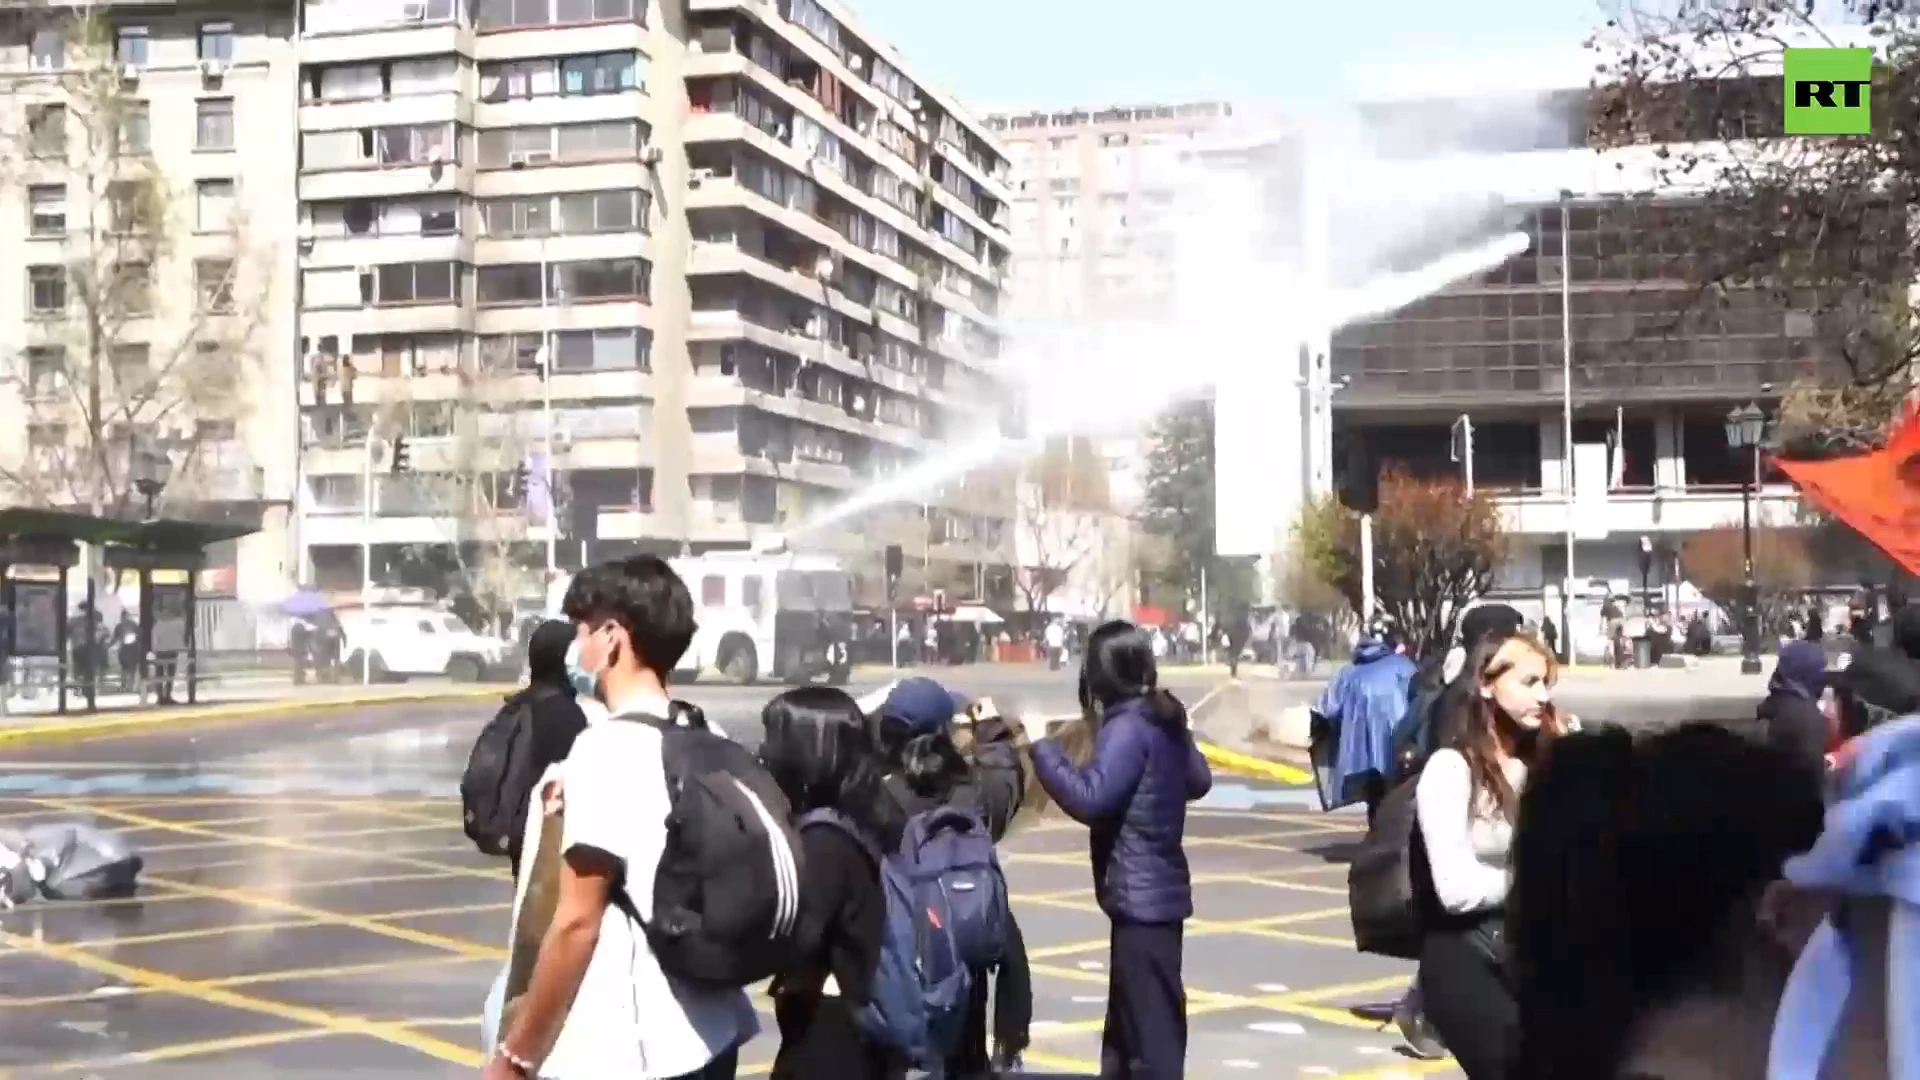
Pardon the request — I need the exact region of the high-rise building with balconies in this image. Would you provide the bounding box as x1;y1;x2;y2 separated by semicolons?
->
0;3;303;605
291;0;1017;605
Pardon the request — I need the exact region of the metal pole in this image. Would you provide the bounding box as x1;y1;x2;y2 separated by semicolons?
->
1360;513;1376;627
361;431;375;685
1559;192;1576;664
1740;445;1762;675
540;247;557;577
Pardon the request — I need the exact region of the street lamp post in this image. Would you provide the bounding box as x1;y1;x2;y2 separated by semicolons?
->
1725;402;1767;675
130;442;173;519
1558;189;1577;665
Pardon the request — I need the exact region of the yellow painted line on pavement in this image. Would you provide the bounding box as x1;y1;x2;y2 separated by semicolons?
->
1195;740;1314;784
0;930;484;1067
141;875;505;960
31;798;505;882
0;685;503;748
1022;1049;1103;1073
33;1027;340;1074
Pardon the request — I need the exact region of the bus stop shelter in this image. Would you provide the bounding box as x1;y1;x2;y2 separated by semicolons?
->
0;508;255;716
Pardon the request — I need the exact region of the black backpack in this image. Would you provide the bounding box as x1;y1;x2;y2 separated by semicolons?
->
1346;771;1439;960
623;701;806;990
460;687;559;857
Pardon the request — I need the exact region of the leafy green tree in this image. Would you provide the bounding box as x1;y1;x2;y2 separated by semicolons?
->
1138;399;1258;624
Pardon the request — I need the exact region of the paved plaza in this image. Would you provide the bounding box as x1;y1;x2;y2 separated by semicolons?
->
0;670;1463;1078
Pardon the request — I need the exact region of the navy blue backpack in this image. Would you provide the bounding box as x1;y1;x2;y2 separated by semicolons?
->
800;805;1010;1070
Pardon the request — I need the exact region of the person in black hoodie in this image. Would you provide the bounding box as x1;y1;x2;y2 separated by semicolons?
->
1754;639;1830;782
870;677;1032;1077
761;686;892;1080
505;619;590;879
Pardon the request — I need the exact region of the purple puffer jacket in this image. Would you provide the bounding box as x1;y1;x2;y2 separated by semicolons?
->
1031;693;1213;924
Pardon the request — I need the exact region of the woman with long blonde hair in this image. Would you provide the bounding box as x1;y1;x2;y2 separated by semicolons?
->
1413;630;1567;1079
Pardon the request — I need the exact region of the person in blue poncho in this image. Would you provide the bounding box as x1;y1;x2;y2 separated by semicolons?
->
1316;623;1418;824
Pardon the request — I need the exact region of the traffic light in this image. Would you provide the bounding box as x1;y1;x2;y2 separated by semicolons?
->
391;436;411;474
884;544;903;601
512;461;530;497
1336;441;1378;514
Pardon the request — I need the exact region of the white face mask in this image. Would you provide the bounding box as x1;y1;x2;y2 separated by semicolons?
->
564;636;600;700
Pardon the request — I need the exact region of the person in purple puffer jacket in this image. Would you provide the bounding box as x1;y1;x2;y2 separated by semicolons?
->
1031;619;1213;1080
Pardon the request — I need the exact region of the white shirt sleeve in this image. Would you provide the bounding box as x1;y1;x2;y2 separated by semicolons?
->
562;725;671;918
1415;749;1510;913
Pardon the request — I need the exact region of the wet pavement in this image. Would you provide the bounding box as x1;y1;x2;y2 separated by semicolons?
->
0;676;1452;1079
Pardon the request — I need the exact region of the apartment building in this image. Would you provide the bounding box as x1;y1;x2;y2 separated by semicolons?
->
986;101;1231;325
0;2;303;602
284;0;1016;605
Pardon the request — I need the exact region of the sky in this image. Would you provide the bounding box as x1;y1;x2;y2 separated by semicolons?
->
845;0;1616;114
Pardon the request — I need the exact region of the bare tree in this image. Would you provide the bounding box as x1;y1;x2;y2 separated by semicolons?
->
1012;437;1111;616
0;7;272;516
1590;1;1920;452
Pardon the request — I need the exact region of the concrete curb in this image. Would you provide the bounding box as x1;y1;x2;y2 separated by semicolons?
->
0;686;506;749
1194;740;1314;785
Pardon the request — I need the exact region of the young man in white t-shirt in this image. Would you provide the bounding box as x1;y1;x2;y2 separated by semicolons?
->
486;556;758;1080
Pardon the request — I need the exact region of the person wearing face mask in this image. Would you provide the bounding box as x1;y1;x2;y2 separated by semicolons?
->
486;556;759;1080
1412;630;1567;1080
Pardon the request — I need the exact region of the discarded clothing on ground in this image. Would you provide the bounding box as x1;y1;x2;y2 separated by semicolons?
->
0;823;144;907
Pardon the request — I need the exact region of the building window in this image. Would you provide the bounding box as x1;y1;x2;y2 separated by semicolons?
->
198;21;234;62
196;258;234;312
552;257;648;301
111;344;151;393
196;98;235;150
475;120;641;168
558;189;643;233
476;264;546;306
30;29;62;71
560;52;640;95
116;26;148;67
120;101;150;155
371;262;459;305
28;103;65;158
196;179;236;232
25;347;64;398
28;266;65;315
114;262;153;316
553;326;651;371
28;185;66;237
476;0;639;30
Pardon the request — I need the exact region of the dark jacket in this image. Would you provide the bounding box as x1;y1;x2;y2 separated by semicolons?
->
1756;691;1830;781
505;621;589;878
1031;692;1213;924
875;733;1033;1067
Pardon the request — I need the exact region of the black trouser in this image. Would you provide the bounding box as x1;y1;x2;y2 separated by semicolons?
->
1416;925;1514;1080
1101;920;1185;1080
667;1044;739;1080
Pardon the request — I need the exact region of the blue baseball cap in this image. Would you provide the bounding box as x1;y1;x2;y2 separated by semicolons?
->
880;676;969;735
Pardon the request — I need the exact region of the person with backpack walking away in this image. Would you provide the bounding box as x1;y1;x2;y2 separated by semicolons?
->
1314;624;1417;825
757;686;894;1080
463;620;591;879
485;557;777;1080
1411;630;1567;1080
868;676;1032;1076
1031;620;1212;1080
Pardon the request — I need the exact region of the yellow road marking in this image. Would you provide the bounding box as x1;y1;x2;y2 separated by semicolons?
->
0;930;483;1066
140;875;505;960
30;798;504;882
33;1028;339;1074
1329;1058;1460;1078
